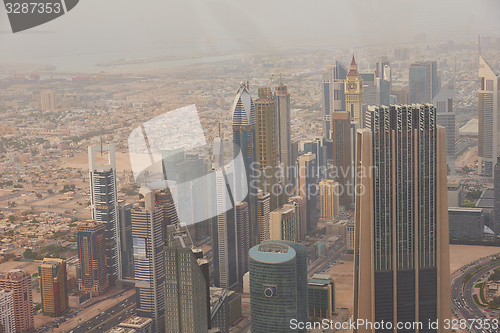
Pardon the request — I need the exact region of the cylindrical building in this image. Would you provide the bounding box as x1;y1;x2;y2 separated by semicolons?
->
249;240;307;333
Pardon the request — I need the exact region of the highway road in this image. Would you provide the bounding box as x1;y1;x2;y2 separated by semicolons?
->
308;241;346;276
34;295;137;333
451;256;500;333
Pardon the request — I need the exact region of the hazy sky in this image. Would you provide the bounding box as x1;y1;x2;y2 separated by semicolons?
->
0;0;499;65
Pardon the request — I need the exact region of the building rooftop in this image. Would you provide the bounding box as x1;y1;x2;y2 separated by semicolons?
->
119;316;152;328
105;327;136;333
250;242;295;263
449;207;483;213
476;190;494;208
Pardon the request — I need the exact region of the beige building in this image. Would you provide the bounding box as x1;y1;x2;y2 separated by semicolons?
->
354;105;450;333
319;179;340;220
447;175;463;208
345;55;363;123
40;91;56;111
269;204;297;242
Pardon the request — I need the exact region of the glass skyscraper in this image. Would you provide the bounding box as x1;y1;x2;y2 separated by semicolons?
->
88;144;122;284
132;187;165;333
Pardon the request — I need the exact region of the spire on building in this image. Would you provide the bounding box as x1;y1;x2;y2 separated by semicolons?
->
347;54;359;77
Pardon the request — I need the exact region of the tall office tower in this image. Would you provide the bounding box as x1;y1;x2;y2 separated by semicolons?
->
297;152;318;232
254;87;280;211
257;191;271;242
275;76;293;185
308;274;335;319
162;149;210;228
478;56;500;177
232;82;258;247
269;204;298;242
288;196;307;241
88;144;122;284
290;141;299;186
409;61;440;104
494;157;500;235
319;179;340;220
0;290;15;333
345;55;363;123
375;56;392;106
213;137;224;169
118;201;134;278
355;105;450;333
212;165;239;289
303;138;328;178
249;240;308;333
165;226;209;333
77;220;108;296
331;112;353;210
236;201;250;280
0;270;34;333
154;189;179;242
132;187;165;333
433;78;456;175
322;61;347;139
40;90;56;111
38;258;69;317
210;288;229;333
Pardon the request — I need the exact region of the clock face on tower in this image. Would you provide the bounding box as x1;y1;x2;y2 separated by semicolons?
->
347;82;356;91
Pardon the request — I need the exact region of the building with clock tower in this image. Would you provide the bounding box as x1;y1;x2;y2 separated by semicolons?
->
345;55;363;124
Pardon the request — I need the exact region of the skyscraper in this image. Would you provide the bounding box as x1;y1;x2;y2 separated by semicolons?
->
236;201;250;280
493;157;500;235
433;78;456;175
40;90;56;111
118;201;134;278
89;144;122;284
257;190;271;242
354;105;450;333
288;196;307;241
77;220;109;295
132;187;165;333
165;226;209;333
319;179;340;220
297;152;317;232
478;55;500;177
322;61;347;139
345;55;363;124
331;112;353;209
249;240;307;333
409;61;440;104
38;258;69;317
0;290;14;333
232;82;258;247
0;269;34;333
254;87;279;211
212;165;238;289
375;56;392;106
275;76;292;185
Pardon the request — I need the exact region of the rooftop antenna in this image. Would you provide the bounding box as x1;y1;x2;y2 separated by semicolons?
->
279;73;282;85
478;34;482;57
218;121;221;138
454;56;457;80
100;128;103;156
268;74;274;101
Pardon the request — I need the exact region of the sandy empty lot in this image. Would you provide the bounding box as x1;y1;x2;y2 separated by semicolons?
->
61;149;132;173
